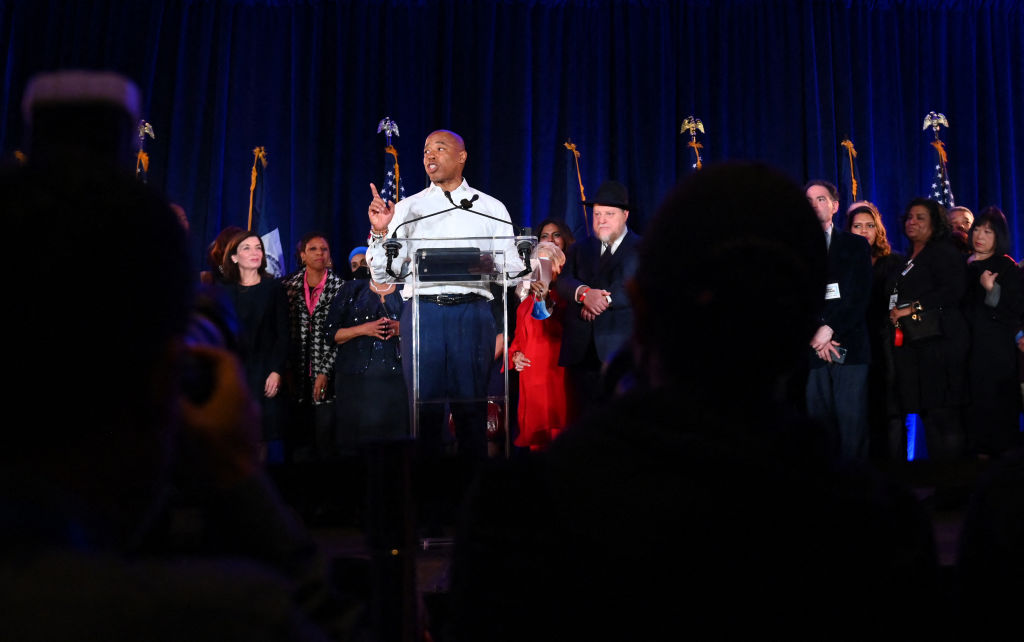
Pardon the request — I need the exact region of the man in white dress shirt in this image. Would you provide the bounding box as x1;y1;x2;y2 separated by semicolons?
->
366;130;523;463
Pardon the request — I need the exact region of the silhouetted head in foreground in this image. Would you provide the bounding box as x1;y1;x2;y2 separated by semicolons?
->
631;163;826;400
1;163;193;546
451;165;941;642
22;70;140;173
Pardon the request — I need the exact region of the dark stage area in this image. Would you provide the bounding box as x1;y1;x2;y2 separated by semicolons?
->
269;450;1000;641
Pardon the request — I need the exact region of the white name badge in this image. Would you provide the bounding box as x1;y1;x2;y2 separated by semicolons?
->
889;293;898;310
825;282;841;300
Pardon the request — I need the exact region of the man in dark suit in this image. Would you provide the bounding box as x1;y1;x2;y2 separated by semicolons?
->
557;180;641;409
805;179;873;460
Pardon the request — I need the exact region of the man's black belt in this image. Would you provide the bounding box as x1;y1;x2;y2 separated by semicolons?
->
419;293;486;306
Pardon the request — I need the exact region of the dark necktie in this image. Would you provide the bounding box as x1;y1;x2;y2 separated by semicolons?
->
599;243;612;270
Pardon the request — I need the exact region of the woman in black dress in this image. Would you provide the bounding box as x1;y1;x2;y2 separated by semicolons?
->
888;198;969;461
325;276;408;450
222;231;290;462
846;201;905;460
964;206;1023;457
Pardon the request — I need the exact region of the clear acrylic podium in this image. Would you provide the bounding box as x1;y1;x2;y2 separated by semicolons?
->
394;235;530;457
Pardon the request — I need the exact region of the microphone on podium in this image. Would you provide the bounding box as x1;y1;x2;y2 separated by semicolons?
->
384;190;536;280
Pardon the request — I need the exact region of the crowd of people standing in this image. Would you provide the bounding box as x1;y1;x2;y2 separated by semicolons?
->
201;131;646;467
199;230;409;462
11;67;1022;642
198;180;1024;470
845;195;1024;463
201;206;616;462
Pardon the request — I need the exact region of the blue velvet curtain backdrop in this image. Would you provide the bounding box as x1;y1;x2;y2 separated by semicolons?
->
1;0;1021;273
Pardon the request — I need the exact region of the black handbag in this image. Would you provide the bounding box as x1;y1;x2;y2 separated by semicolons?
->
899;303;943;342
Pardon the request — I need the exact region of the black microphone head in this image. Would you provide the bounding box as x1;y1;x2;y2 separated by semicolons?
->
460;193;479;209
443;189;459;209
382;238;402;257
516;238;536;255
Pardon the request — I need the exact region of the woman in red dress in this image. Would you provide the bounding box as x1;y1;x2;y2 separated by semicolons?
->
509;219;574;450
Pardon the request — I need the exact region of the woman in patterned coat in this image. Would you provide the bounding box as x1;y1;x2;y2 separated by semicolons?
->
283;232;345;460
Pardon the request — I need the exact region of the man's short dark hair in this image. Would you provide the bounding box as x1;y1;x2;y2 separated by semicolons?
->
804;179;839;203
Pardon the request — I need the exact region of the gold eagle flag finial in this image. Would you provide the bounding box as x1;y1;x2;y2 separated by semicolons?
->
922;111;949;139
680;116;705;170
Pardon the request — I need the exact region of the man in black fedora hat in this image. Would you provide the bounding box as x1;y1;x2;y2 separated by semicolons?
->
557;180;641;412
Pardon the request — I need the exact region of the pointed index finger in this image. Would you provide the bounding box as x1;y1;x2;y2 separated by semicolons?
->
370;183;381;200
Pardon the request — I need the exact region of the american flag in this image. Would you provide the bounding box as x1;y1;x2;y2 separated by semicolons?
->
382;145;405;203
929;140;955;208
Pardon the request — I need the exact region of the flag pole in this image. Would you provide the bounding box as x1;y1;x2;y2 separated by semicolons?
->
564;139;590;237
840;139;859;202
248;146;267;231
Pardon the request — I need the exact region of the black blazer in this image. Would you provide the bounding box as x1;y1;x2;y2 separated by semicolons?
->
811;229;872;367
557;230;641;366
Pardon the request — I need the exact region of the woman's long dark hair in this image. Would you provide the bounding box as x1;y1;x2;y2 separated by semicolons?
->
971;205;1011;258
535;217;576;249
207;225;244;271
222;230;268;282
846;201;891;259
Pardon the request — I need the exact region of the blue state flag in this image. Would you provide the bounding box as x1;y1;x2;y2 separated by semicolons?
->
248;146;285;277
